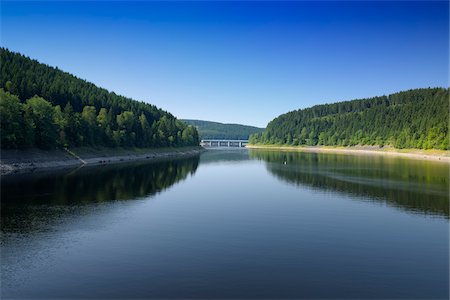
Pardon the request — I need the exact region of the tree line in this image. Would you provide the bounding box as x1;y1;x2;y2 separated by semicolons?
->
0;48;199;149
182;119;264;140
249;88;449;150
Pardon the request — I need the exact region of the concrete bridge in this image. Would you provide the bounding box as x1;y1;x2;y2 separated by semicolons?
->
201;139;248;148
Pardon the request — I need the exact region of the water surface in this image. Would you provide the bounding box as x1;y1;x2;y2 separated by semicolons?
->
1;150;448;299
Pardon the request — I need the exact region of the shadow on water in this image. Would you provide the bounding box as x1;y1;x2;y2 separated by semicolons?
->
1;155;200;233
249;149;449;218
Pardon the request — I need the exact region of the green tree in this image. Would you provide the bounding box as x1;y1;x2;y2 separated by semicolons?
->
181;125;198;146
318;132;326;145
97;107;109;129
53;105;67;146
138;113;152;147
81;106;97;145
117;111;135;146
25;96;57;149
0;89;26;148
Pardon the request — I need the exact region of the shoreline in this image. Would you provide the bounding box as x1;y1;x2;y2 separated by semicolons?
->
246;144;450;163
0;146;205;175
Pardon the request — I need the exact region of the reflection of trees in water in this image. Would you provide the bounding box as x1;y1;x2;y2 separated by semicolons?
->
2;156;200;206
2;156;199;206
199;149;250;165
250;150;449;218
1;156;200;233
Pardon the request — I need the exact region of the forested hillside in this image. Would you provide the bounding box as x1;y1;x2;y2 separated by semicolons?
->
250;88;449;150
0;48;199;149
182;119;264;140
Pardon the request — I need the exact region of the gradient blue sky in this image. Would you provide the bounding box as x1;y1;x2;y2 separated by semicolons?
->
1;1;448;127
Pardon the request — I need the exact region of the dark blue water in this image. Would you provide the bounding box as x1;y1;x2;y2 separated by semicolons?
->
1;150;448;299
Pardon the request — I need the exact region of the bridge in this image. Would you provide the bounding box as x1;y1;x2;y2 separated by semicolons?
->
201;139;248;148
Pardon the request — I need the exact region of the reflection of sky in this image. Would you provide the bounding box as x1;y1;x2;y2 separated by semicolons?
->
2;1;448;127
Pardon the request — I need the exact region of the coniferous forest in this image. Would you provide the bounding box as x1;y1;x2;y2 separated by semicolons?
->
181;119;264;140
250;88;449;150
0;48;199;149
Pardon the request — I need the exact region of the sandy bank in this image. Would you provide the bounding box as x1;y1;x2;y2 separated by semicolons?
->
246;145;450;163
0;146;204;175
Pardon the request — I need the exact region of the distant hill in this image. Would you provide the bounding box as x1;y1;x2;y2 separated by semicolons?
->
250;88;449;150
182;119;264;140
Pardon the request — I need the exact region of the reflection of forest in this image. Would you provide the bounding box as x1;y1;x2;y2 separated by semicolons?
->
250;150;449;218
1;156;200;233
199;149;250;165
2;156;199;206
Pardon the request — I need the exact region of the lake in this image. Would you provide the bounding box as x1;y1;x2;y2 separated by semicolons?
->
1;149;448;299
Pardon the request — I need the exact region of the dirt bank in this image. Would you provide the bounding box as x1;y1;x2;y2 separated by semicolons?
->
246;145;450;163
0;146;204;175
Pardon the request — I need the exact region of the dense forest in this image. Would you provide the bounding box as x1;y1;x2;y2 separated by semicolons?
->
182;119;264;140
0;48;199;149
250;88;449;150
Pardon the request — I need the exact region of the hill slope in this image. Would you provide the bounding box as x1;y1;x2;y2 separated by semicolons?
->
182;119;264;140
250;88;449;150
0;48;199;149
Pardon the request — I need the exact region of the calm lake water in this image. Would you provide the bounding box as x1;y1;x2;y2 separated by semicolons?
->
1;149;449;299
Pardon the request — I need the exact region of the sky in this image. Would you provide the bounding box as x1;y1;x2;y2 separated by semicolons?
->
1;1;448;128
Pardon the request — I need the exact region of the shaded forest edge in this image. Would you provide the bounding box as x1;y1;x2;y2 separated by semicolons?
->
0;48;199;150
249;88;449;150
0;146;204;175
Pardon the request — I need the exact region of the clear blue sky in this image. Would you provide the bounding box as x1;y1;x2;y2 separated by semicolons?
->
1;1;448;127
